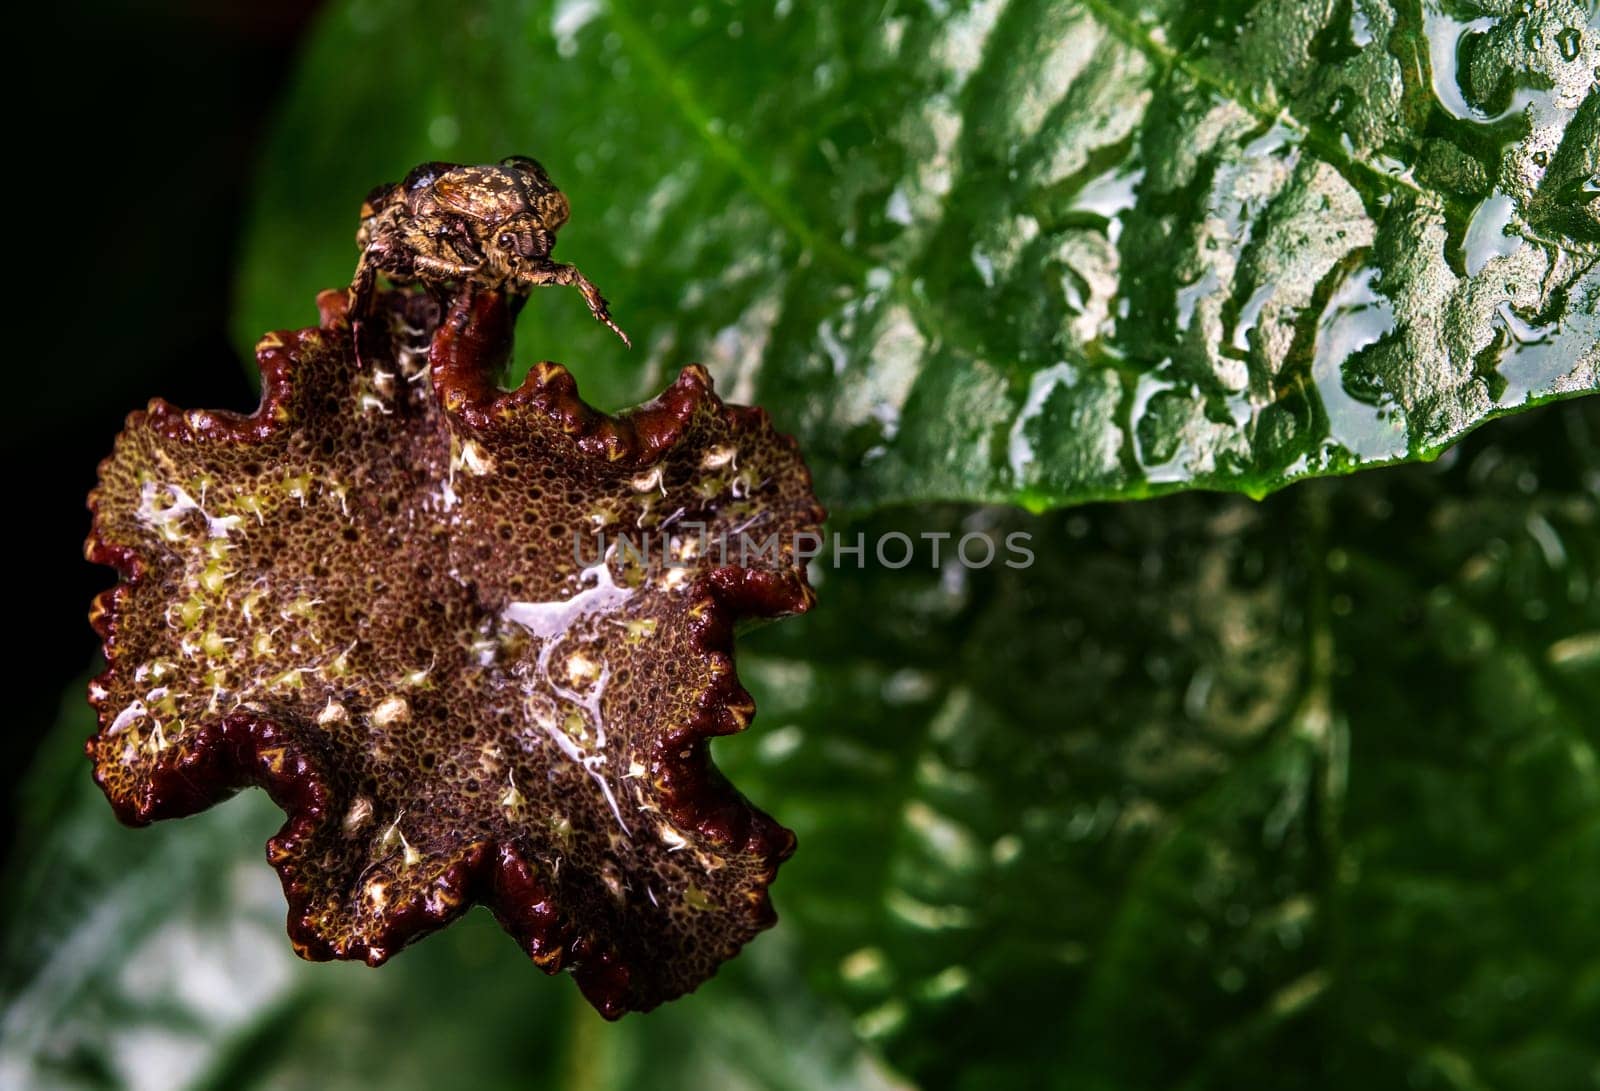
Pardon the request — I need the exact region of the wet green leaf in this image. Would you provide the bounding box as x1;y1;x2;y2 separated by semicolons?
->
10;402;1596;1087
239;0;1598;514
718;400;1600;1089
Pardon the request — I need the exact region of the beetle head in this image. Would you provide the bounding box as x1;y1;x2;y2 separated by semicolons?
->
503;158;571;228
488;212;559;270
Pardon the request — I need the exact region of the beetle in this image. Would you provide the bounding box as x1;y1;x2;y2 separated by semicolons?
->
352;156;629;346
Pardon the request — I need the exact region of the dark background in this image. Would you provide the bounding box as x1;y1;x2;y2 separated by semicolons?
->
4;2;320;836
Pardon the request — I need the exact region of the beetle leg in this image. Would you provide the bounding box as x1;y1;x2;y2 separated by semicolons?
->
348;245;390;373
515;261;631;348
350;247;380;316
412;253;484;282
351;212;411;313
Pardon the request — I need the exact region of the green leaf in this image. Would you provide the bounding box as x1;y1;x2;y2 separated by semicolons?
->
10;401;1595;1086
238;0;1598;514
718;399;1600;1089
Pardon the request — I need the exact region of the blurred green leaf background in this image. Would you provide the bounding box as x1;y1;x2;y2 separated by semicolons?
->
6;1;1599;1088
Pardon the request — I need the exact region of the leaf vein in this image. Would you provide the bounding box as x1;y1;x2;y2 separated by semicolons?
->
1074;0;1435;209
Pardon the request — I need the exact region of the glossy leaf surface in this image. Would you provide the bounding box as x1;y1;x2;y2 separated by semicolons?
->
239;0;1599;512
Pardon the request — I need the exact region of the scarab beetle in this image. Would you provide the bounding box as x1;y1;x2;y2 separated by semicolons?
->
352;155;629;345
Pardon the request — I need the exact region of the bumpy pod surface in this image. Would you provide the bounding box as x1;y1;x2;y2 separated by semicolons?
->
86;287;823;1016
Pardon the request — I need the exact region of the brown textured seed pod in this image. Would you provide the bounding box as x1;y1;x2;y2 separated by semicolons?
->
85;286;823;1016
